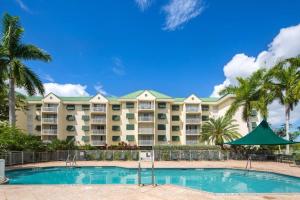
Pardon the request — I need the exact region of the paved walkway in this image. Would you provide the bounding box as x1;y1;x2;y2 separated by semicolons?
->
2;160;300;200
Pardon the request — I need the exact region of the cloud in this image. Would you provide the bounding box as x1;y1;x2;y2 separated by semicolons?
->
210;23;300;126
43;83;89;96
163;0;205;31
15;0;31;13
43;74;55;82
94;83;108;96
112;57;125;76
135;0;152;11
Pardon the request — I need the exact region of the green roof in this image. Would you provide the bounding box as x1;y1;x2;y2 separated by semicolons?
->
27;96;43;101
200;97;219;102
120;90;172;99
60;97;92;101
174;98;185;102
226;120;297;145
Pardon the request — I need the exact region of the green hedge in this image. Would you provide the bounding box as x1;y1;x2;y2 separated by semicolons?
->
153;145;221;150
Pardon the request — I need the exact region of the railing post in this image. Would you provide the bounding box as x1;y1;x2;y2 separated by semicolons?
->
21;151;24;165
9;152;12;166
189;150;192;161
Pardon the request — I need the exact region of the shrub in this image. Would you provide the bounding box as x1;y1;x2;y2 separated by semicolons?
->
153;145;221;151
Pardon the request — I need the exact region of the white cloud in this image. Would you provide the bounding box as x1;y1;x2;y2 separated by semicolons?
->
43;83;89;96
43;74;55;82
163;0;204;31
135;0;152;11
15;0;31;13
94;83;108;96
112;57;125;76
210;23;300;126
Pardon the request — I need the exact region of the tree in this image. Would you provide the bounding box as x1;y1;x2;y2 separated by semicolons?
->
220;69;272;131
201;116;241;147
0;13;51;126
268;57;300;153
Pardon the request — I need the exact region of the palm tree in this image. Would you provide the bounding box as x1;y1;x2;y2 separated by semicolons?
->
268;57;300;153
201;116;241;147
219;69;271;131
0;13;51;126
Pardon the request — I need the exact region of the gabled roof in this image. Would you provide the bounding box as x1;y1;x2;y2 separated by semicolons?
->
120;90;172;99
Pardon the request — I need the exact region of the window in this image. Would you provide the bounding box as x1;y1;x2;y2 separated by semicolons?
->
66;115;75;121
172;115;180;121
158;124;166;130
82;125;89;131
126;124;135;130
66;136;75;142
112;115;120;121
158;135;166;141
82;136;89;142
251;110;257;117
172;105;180;111
66;104;75;110
126;113;134;119
172;136;180;142
126;135;135;141
66;125;75;131
82;104;90;110
82;115;90;121
126;102;134;109
202;116;209;121
112;126;120;131
35;115;41;121
36;104;42;110
112;136;120;142
112;104;121;111
157;113;166;120
158;102;166;109
201;105;209;111
35;125;41;131
251;122;257;129
172;126;180;131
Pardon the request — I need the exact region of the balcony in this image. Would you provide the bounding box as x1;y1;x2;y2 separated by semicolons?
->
138;127;154;134
42;118;57;123
91;118;106;124
138;116;154;122
186;129;201;135
138;103;154;110
42;107;57;112
186;118;201;124
138;140;154;146
91;107;106;112
186;106;201;113
91;129;106;135
42;129;57;135
91;140;106;146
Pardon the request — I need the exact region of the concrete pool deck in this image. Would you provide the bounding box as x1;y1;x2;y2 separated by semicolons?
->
2;160;300;200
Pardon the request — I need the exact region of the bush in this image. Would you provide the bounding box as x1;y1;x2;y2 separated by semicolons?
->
153;145;221;151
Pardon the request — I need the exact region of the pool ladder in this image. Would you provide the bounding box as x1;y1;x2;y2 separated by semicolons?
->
66;154;77;167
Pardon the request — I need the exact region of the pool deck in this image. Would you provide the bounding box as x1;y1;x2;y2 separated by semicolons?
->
2;160;300;200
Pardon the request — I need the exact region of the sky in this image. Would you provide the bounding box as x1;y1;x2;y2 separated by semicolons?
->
1;0;300;128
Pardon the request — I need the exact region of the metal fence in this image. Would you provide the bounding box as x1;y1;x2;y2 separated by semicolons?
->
0;150;227;166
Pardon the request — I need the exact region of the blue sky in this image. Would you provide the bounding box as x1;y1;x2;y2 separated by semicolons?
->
2;0;300;127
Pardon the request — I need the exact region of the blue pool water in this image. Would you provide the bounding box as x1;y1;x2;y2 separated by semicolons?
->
6;167;300;193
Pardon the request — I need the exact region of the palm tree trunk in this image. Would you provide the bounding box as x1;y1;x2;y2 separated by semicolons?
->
285;104;290;154
246;117;251;132
8;77;16;126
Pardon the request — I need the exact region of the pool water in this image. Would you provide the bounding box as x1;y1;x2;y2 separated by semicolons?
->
6;167;300;193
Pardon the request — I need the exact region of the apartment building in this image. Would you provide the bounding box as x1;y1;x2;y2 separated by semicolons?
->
16;90;260;148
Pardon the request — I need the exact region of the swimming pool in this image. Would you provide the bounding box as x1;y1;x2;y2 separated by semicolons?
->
6;167;300;193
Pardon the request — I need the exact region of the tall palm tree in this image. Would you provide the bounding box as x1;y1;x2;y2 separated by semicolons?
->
219;69;271;132
201;116;241;146
0;13;51;126
268;57;300;153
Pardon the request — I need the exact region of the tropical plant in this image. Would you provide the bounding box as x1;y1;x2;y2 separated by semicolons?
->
0;13;51;126
268;57;300;153
201;116;241;147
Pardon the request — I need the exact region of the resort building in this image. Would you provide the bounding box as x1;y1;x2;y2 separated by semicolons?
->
15;90;261;147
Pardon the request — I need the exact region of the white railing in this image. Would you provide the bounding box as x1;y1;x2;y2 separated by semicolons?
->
42;107;57;112
42;129;57;135
92;118;106;124
138;103;153;110
138;116;154;122
91;129;106;135
91;140;106;146
186;140;199;145
186;129;200;135
92;107;106;112
186;106;200;112
186;118;201;124
138;140;154;146
138;128;154;134
42;118;57;123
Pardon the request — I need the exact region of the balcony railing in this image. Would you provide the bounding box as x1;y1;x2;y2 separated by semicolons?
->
186;118;201;124
138;104;153;110
91;118;106;124
186;140;199;145
91;107;106;112
91;140;106;146
138;128;154;134
186;106;200;112
138;116;154;122
42;118;57;123
91;129;106;135
42;129;57;135
42;107;57;112
186;129;200;135
138;140;154;146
